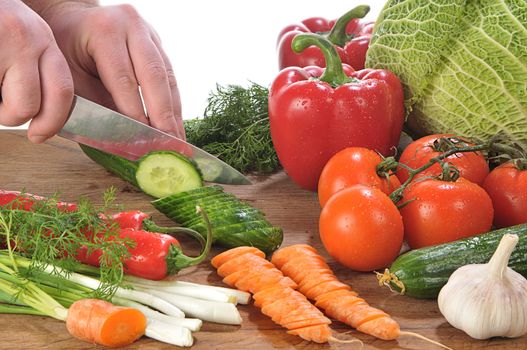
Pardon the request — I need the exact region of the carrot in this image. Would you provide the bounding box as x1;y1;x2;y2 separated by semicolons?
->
66;298;146;348
212;247;359;345
272;244;452;349
211;246;265;268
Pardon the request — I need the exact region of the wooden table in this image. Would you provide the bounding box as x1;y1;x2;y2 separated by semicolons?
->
0;131;524;350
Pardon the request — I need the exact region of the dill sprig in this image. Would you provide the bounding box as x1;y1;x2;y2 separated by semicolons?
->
0;188;132;298
184;82;281;174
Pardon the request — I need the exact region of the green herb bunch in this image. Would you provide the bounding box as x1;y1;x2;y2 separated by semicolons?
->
0;189;131;297
185;82;280;174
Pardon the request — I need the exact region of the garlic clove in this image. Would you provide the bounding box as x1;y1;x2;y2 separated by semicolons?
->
438;234;527;340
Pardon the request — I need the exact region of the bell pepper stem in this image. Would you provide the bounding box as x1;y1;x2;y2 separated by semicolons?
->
142;219;206;248
166;206;213;275
292;33;351;87
327;5;370;47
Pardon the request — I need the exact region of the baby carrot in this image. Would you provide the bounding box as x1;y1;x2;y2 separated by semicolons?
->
272;244;451;349
213;246;351;344
66;299;146;348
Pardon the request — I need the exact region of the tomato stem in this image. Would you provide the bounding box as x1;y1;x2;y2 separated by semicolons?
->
389;141;488;203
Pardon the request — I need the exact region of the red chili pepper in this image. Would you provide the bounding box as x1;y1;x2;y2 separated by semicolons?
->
0;190;77;212
277;5;374;71
269;33;405;191
0;191;212;280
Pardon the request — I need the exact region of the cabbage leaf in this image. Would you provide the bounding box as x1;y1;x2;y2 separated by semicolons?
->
366;0;527;146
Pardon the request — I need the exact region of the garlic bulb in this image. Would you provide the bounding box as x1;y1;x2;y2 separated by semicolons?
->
438;233;527;339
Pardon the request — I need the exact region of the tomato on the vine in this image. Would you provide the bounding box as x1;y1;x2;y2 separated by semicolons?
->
397;134;489;185
483;161;527;228
319;185;404;271
318;147;401;207
400;177;493;249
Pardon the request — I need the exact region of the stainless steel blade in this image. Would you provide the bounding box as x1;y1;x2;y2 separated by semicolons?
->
59;95;252;185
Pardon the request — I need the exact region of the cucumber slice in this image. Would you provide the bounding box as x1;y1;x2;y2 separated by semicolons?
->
136;151;203;198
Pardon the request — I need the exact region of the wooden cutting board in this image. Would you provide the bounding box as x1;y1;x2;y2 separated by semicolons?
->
0;131;524;350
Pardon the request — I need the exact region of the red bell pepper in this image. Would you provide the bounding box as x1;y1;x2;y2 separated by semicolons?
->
277;5;374;71
269;33;404;191
0;192;212;280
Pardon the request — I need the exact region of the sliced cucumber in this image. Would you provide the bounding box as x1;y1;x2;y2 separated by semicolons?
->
136;151;202;198
80;145;139;186
152;186;283;253
153;185;224;207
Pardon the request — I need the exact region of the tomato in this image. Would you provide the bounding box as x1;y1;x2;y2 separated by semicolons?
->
400;177;493;249
318;147;401;207
319;185;404;271
397;134;489;185
483;161;527;228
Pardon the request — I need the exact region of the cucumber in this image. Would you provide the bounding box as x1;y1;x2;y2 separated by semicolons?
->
152;185;224;208
152;186;283;254
80;146;203;198
182;208;265;228
384;224;527;299
136;151;202;198
80;145;139;186
189;220;272;236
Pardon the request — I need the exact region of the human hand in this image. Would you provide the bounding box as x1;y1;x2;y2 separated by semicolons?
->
43;2;185;139
0;0;74;143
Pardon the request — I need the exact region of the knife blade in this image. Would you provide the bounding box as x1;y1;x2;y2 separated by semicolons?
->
58;95;252;185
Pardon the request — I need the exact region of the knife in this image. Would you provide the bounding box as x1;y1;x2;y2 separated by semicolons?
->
59;95;252;185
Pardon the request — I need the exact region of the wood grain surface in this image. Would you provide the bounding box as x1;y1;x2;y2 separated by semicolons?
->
0;131;524;350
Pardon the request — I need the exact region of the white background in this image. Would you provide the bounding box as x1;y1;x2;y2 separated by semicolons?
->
2;0;384;129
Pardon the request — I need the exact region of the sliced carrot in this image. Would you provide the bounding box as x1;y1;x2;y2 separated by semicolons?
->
284;318;331;331
222;264;273;286
235;269;283;293
315;291;362;310
357;317;401;341
211;247;335;344
217;253;273;277
289;267;335;283
279;255;330;276
211;246;265;269
271;244;399;340
286;324;333;344
66;299;146;348
271;244;317;268
297;273;338;294
303;280;351;300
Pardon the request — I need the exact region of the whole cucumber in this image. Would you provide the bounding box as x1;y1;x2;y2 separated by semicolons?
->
382;224;527;299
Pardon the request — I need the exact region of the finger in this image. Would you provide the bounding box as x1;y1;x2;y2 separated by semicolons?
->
0;61;41;127
73;70;118;111
87;36;148;124
128;30;179;136
27;45;74;143
151;33;185;140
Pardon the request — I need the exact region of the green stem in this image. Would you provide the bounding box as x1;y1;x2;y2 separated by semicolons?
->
292;33;352;87
166;206;213;275
326;5;370;46
142;219;206;248
388;142;488;204
0;303;46;316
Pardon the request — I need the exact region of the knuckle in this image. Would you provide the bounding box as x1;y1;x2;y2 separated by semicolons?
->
52;78;75;101
142;61;167;82
166;68;178;88
11;102;40;122
116;4;140;19
2;13;52;52
0;108;34;126
115;73;138;91
154;109;175;124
